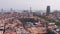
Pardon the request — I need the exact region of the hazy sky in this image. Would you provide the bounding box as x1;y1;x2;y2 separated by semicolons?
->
0;0;60;10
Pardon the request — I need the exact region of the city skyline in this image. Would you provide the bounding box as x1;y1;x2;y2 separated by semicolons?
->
0;0;60;10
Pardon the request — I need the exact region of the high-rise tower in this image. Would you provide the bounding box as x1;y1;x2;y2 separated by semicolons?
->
1;8;3;12
30;7;32;13
46;6;50;15
10;8;13;11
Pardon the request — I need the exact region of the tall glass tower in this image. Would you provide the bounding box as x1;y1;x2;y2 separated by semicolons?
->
46;6;50;15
